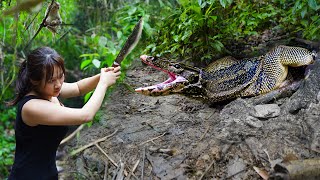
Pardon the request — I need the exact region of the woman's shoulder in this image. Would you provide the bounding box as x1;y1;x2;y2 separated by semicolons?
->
21;97;50;112
22;96;62;109
21;97;56;126
17;95;42;108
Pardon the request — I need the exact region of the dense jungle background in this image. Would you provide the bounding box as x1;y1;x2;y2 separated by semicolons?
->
0;0;319;179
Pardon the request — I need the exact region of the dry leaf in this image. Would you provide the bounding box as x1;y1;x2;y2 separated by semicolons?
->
253;166;269;180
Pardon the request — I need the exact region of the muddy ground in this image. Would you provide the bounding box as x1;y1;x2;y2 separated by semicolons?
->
59;50;320;180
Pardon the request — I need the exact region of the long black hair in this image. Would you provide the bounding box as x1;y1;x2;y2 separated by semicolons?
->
7;47;65;106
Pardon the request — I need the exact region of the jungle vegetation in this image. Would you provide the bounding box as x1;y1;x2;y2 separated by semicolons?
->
0;0;319;177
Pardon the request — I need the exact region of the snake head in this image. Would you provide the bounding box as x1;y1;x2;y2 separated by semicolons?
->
135;55;200;96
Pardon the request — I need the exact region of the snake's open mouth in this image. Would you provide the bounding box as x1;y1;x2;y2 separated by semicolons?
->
135;55;188;96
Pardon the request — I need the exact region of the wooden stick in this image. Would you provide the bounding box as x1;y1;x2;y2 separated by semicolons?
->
116;161;125;180
112;163;120;180
71;129;118;156
95;143;129;177
199;113;214;141
95;143;118;168
139;132;167;146
225;168;247;179
54;28;72;44
60;124;84;145
25;10;41;31
127;159;140;180
104;160;109;180
199;125;210;141
141;147;146;180
199;159;215;180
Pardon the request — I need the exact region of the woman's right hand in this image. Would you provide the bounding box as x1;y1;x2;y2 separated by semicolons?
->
99;66;121;87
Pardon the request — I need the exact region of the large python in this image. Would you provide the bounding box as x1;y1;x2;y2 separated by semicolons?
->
135;45;317;103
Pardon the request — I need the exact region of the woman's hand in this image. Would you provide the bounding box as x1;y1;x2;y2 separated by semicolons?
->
99;66;121;87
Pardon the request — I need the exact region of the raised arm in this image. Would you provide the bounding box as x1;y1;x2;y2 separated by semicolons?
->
60;66;120;98
59;74;99;98
22;67;121;126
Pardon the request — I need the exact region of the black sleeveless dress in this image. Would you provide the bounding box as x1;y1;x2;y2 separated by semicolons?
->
9;95;68;180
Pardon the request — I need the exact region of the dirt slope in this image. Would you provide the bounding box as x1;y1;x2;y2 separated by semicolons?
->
60;54;320;180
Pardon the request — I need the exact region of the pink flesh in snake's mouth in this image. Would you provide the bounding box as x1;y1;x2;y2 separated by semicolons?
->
135;55;187;93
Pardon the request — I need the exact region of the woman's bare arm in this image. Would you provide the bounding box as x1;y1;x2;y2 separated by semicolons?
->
60;66;120;98
59;74;100;98
22;68;120;126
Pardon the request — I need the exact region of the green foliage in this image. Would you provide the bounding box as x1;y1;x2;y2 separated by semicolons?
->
0;0;80;177
77;1;169;106
78;3;153;71
0;106;16;178
280;0;320;40
147;0;320;61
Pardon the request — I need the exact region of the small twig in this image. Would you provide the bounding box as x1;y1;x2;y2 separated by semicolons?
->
116;161;125;180
263;149;271;161
112;164;120;180
199;112;214;141
199;125;210;141
225;168;247;179
54;28;72;44
95;143;118;168
139;132;167;146
199;159;215;180
25;10;41;31
127;159;140;180
205;112;214;120
94;143;129;177
104;160;109;180
71;129;118;155
60;124;84;145
141;147;146;180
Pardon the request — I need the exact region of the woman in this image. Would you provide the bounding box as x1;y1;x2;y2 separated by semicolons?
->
8;47;121;180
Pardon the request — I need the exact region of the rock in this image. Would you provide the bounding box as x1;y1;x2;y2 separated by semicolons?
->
233;118;245;126
219;98;253;123
227;156;246;179
146;153;187;180
76;157;89;178
245;116;263;128
83;150;105;174
283;57;320;113
245;137;264;160
251;104;280;119
304;102;320;152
